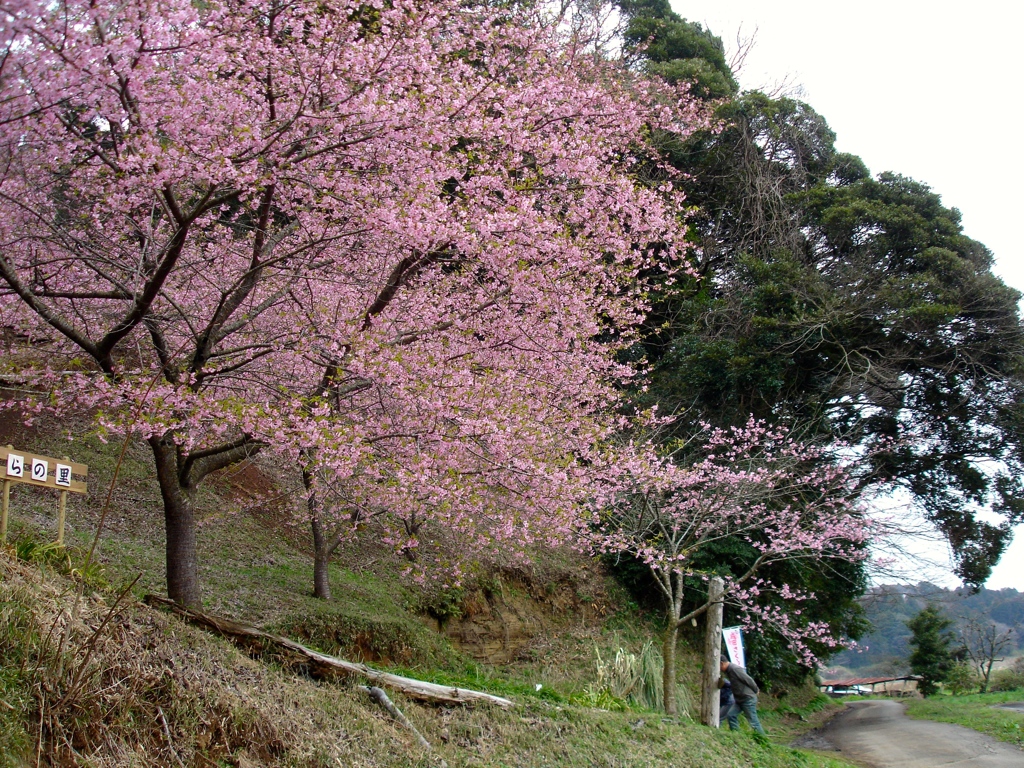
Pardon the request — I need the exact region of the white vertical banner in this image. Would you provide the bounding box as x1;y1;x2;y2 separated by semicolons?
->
722;626;745;668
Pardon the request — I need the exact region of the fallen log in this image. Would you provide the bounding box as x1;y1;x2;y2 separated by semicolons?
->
144;595;512;708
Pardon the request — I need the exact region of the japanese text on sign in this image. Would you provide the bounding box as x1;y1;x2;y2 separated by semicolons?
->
6;453;24;478
55;464;72;487
722;626;745;668
1;446;88;495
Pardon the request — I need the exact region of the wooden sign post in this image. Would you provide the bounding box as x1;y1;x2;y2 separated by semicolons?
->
701;576;725;727
0;445;88;544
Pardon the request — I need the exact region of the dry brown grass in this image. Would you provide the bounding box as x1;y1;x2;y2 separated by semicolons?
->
0;548;452;767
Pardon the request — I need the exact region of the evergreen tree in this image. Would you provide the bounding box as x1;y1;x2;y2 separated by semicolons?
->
617;0;738;99
623;28;1024;586
612;2;1024;689
907;606;956;696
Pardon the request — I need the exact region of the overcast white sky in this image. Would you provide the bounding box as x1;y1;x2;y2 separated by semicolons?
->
672;1;1024;590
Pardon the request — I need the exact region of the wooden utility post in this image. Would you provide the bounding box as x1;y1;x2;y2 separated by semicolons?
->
1;445;88;544
1;477;10;543
700;576;725;727
56;457;70;545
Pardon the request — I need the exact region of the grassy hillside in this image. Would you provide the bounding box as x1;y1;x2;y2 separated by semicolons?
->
0;418;857;767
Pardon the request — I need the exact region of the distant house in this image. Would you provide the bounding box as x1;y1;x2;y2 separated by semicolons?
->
819;676;920;697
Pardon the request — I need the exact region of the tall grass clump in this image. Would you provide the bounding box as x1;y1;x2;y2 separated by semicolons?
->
578;641;691;715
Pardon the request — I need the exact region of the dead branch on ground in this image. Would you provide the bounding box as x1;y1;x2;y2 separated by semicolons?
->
144;595;513;708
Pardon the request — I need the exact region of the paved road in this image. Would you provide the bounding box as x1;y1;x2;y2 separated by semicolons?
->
796;699;1024;767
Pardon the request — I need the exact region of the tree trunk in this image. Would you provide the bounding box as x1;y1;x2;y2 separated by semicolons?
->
311;515;332;600
302;460;332;600
149;435;201;608
981;661;992;693
662;617;679;716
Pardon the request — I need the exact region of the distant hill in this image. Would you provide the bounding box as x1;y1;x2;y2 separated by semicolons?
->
832;583;1024;675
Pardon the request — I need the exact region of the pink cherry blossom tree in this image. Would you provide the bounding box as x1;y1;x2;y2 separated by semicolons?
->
593;419;872;715
286;326;618;598
0;0;699;605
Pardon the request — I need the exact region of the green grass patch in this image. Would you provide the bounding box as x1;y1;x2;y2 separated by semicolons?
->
906;690;1024;748
381;697;862;768
398;662;571;703
273;600;460;669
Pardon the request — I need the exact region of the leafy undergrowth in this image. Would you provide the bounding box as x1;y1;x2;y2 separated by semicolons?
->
906;691;1024;748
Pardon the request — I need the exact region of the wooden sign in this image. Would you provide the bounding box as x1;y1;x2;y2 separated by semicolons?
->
1;446;88;494
1;445;88;545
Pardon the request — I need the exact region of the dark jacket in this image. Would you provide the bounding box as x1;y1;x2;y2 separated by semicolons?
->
721;663;759;702
719;679;735;709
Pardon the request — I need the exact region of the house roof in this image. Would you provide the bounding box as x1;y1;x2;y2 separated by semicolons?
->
821;676;918;687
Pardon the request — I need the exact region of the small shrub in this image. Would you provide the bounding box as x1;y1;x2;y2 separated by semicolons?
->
945;662;978;696
569;687;630;711
417;584;466;624
990;658;1024;692
13;537;67;567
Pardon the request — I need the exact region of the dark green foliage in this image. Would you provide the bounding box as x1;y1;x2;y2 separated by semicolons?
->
907;606;956;696
616;0;1022;688
617;0;738;99
795;174;1024;585
610;5;875;685
641;90;1024;587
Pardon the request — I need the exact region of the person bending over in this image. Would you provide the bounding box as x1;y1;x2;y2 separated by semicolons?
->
718;656;765;734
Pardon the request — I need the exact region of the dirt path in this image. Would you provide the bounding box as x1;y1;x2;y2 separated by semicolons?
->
795;699;1024;767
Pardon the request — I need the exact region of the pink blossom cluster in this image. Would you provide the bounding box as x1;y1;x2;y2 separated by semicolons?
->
592;419;878;662
0;0;702;583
